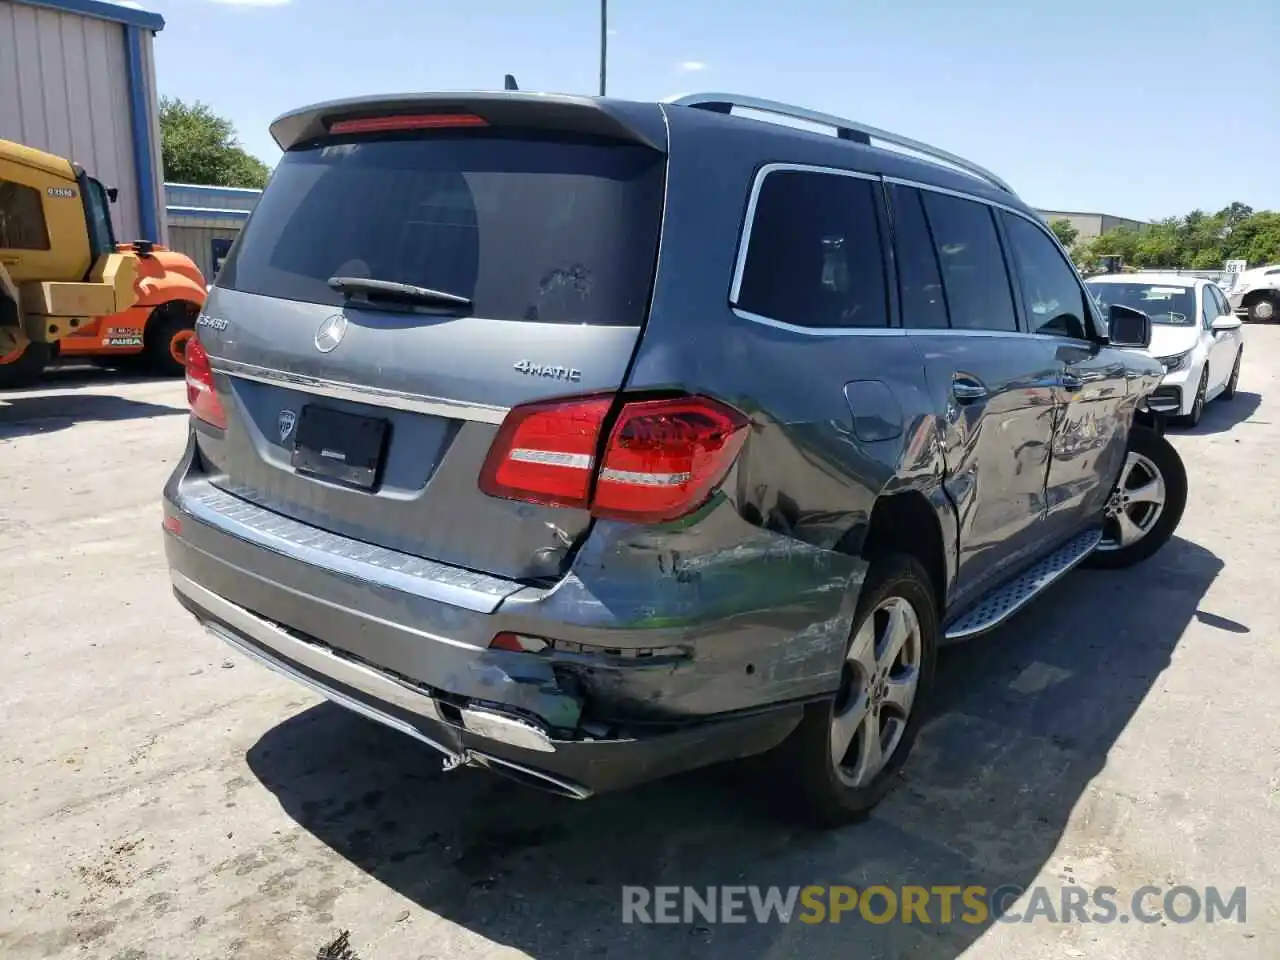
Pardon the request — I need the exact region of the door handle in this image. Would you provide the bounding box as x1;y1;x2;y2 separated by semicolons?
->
1061;371;1084;392
951;375;988;402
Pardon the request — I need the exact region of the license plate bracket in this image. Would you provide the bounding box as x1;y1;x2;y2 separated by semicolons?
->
290;405;389;490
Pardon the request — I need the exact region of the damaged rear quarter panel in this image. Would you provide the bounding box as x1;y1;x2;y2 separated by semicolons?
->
496;494;866;722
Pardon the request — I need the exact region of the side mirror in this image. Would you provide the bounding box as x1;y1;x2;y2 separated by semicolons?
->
1108;303;1151;349
1211;314;1242;332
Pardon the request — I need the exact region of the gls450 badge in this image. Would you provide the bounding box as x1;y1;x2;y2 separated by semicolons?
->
513;360;582;383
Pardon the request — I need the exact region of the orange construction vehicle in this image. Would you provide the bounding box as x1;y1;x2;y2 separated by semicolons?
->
1;138;208;388
52;242;207;375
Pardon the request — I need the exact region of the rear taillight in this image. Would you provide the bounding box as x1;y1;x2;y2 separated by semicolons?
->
185;336;226;429
478;395;611;509
478;395;749;524
591;398;750;522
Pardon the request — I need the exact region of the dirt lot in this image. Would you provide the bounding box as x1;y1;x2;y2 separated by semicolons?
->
2;335;1278;960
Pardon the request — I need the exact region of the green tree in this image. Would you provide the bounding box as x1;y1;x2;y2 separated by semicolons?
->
1048;217;1079;250
1223;211;1280;265
159;97;271;189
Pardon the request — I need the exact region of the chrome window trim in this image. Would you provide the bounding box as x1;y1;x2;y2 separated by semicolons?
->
883;175;1030;218
212;357;510;425
731;307;906;337
728;166;1104;342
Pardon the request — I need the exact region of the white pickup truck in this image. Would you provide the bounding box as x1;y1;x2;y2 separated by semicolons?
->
1227;264;1280;322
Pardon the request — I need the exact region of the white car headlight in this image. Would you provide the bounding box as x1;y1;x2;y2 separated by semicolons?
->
1158;351;1191;373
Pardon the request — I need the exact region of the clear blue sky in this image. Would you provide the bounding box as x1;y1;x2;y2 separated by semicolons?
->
138;0;1278;221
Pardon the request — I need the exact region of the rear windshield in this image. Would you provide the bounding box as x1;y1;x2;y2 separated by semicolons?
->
218;131;666;326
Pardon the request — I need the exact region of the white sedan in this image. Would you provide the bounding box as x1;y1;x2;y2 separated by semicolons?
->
1085;273;1244;427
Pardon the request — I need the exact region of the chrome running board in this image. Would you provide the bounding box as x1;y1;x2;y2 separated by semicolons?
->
944;528;1102;641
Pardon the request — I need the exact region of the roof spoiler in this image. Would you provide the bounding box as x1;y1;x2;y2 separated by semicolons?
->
269;92;666;152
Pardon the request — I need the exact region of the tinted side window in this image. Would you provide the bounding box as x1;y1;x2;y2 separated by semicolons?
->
1210;286;1231;317
920;192;1017;331
1001;212;1089;339
889;185;948;329
736;171;889;329
1200;287;1216;328
0;180;51;251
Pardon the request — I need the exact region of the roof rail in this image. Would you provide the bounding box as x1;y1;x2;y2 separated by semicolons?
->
662;92;1014;195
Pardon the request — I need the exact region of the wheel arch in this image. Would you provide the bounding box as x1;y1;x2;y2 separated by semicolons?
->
142;299;201;337
1241;287;1280;308
833;488;952;617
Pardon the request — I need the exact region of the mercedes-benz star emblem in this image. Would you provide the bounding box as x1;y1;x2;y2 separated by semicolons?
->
314;314;347;353
277;409;297;443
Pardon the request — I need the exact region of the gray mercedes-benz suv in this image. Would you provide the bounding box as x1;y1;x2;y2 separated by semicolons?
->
163;90;1185;824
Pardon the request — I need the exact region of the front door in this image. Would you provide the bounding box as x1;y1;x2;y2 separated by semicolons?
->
888;184;1061;609
999;211;1130;542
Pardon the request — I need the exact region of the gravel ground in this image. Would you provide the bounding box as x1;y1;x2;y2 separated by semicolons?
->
1;333;1277;960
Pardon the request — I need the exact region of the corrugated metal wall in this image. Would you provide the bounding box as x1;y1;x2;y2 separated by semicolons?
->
0;0;165;244
170;224;242;281
165;182;258;281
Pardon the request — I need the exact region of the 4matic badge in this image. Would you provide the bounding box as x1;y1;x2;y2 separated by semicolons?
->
513;360;582;383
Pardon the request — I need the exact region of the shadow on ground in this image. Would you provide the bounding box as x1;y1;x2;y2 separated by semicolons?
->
0;371;183;439
1171;391;1263;435
247;535;1222;959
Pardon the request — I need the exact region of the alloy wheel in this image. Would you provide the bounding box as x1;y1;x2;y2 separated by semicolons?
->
1097;451;1167;552
830;596;923;788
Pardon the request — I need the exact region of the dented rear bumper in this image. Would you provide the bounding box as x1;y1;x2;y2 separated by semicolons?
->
162;441;865;796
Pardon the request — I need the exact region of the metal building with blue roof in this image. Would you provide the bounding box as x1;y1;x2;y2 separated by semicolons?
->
165;182;261;280
0;0;168;246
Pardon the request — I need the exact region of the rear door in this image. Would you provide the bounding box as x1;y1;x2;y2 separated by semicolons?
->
889;183;1061;607
193;103;667;582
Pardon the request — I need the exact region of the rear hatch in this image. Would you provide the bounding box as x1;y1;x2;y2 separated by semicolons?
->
190;95;668;583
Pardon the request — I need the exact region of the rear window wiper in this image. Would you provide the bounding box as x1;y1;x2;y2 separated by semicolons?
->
327;276;473;309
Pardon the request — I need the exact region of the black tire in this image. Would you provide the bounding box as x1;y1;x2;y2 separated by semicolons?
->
1246;294;1277;324
144;303;196;377
1084;426;1187;570
1223;350;1242;400
1180;367;1207;427
0;340;50;390
763;554;938;827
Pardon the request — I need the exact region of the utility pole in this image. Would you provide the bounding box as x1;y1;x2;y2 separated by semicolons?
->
598;0;608;96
